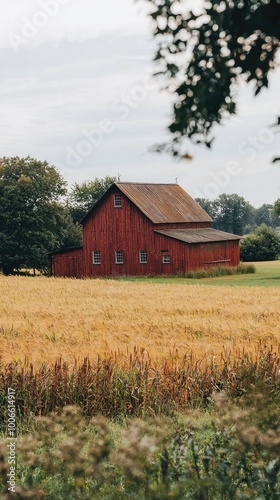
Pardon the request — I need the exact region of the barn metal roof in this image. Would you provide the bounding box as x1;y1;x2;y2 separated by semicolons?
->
155;228;242;244
116;183;212;224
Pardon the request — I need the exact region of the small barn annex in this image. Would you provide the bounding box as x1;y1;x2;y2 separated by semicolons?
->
48;182;241;278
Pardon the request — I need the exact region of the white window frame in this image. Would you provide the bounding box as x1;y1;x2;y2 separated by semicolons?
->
139;250;147;264
115;250;124;264
92;251;101;265
163;254;171;264
114;194;122;208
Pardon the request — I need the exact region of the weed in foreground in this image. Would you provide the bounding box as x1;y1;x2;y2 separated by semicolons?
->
0;393;279;499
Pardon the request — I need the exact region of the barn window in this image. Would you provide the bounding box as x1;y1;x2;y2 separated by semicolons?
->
92;251;101;265
114;194;122;207
115;250;124;264
139;250;147;264
163;255;171;264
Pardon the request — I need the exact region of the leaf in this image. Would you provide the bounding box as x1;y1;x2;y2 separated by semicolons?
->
181;153;193;160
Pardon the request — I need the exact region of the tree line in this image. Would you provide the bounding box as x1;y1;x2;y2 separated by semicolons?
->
196;194;280;236
196;195;280;262
0;156;279;275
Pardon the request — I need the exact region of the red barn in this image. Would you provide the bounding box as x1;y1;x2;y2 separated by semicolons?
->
48;182;241;277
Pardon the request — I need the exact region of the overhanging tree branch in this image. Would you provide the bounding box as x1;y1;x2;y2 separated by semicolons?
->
144;0;280;155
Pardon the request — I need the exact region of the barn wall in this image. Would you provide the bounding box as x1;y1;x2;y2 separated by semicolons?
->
155;222;211;230
188;240;240;270
51;248;84;278
151;236;240;274
83;187;157;276
153;233;188;275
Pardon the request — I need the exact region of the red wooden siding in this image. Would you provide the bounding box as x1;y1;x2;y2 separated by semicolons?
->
187;240;240;270
50;248;83;278
152;234;240;274
155;222;210;230
83;187;159;276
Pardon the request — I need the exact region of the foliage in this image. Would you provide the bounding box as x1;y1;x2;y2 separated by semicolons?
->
241;224;280;261
255;203;280;228
196;194;280;234
196;194;255;234
185;264;255;279
53;207;82;253
0;343;279;427
68;176;117;223
146;0;280;154
213;193;255;234
0;157;81;274
0;392;279;498
194;197;217;220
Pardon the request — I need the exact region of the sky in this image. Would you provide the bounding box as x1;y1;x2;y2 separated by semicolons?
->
1;0;280;207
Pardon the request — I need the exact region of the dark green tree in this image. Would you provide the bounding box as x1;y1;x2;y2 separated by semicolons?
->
146;0;280;155
241;224;280;261
195;198;216;220
275;199;280;216
197;194;255;234
68;176;117;223
214;194;256;234
0;156;81;274
255;203;280;228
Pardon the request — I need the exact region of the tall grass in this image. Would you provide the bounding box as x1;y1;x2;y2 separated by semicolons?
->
0;342;279;426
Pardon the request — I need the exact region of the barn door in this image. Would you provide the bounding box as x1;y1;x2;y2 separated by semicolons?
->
72;257;82;278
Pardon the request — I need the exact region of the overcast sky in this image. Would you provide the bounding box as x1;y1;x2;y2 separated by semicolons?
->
1;0;280;207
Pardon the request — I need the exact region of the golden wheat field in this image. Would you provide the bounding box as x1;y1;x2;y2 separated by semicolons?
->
0;275;279;367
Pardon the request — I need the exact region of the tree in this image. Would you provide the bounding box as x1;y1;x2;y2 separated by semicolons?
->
57;208;82;252
68;176;117;223
196;193;255;234
195;197;216;220
241;224;280;261
146;0;280;155
255;203;280;228
275;199;280;216
0;156;81;274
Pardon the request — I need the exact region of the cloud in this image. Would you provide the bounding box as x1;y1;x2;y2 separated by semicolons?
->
0;33;170;177
0;1;279;207
1;0;151;49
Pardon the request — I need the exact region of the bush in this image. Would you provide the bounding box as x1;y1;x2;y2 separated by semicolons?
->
236;263;256;274
241;225;280;262
185;264;255;279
